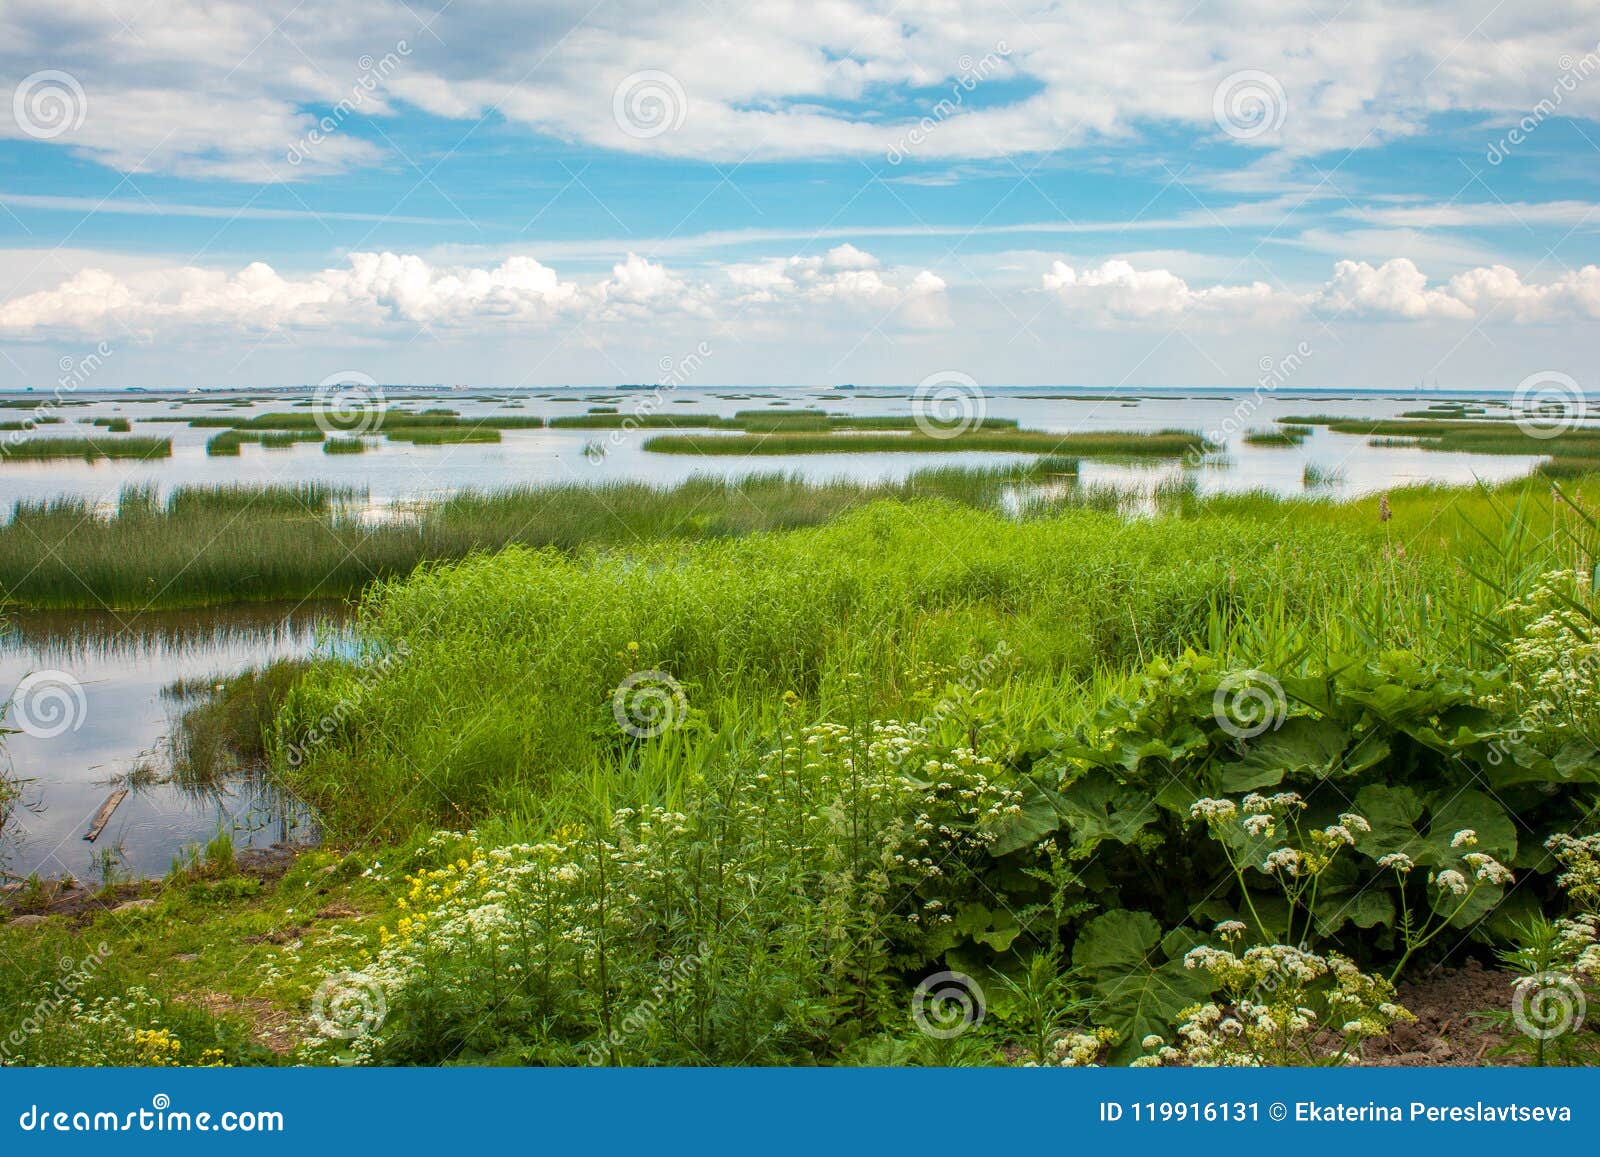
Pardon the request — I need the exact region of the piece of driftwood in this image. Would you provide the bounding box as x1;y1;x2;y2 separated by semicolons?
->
83;788;129;842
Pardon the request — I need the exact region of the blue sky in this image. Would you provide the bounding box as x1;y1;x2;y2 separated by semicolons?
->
1;1;1598;389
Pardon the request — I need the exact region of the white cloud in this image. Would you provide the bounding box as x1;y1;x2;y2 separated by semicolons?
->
1042;255;1600;325
0;245;947;336
1315;258;1475;321
1042;259;1284;324
4;1;1599;178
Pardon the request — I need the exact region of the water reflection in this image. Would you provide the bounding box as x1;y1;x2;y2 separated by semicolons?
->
0;602;348;881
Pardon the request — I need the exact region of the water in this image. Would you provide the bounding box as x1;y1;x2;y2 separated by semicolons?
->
0;604;346;881
0;385;1561;876
0;387;1555;512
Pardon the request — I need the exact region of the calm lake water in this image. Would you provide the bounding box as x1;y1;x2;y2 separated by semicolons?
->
0;385;1563;877
0;604;344;882
0;386;1554;511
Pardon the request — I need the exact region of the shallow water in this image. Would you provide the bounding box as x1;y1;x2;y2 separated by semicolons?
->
0;387;1555;512
0;604;346;881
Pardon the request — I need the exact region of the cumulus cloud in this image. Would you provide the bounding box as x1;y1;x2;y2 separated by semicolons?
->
1041;255;1600;326
0;245;947;336
1043;259;1282;323
723;244;949;327
1315;259;1475;321
3;1;1598;178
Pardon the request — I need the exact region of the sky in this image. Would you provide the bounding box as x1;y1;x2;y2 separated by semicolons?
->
0;0;1598;391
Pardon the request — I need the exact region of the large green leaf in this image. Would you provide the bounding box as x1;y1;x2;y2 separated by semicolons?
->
982;780;1062;857
1072;910;1212;1063
1052;770;1160;858
1218;716;1356;792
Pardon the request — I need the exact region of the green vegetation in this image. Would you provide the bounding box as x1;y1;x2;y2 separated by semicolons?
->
0;463;1075;609
1242;428;1306;447
642;429;1208;456
261;430;324;449
11;473;1597;1066
0;436;171;462
1284;414;1600;471
8;440;1600;1069
324;437;367;454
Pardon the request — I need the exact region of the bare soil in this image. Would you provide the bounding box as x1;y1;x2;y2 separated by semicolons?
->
1363;957;1516;1066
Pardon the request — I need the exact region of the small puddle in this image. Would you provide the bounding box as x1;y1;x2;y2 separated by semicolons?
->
1;602;351;881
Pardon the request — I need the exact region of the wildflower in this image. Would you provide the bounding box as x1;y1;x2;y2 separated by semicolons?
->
1462;852;1513;885
1190;798;1238;822
1451;829;1477;848
1213;920;1247;940
1262;848;1302;877
1377;852;1414;873
1339;813;1371;833
1243;814;1275;837
1433;869;1470;896
1320;824;1356;847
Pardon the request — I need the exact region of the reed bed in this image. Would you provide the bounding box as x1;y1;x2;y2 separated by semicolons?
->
641;428;1210;456
0;462;1074;609
0;435;171;461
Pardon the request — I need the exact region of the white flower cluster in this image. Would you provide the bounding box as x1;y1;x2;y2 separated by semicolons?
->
317;717;1040;1064
1548;833;1600;911
1499;570;1600;742
1147;944;1412;1066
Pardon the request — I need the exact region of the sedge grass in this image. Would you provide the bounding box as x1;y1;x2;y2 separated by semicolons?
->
0;435;171;462
641;428;1210;456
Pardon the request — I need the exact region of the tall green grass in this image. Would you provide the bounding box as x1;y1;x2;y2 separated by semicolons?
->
0;463;1072;609
277;490;1487;838
642;429;1209;456
0;436;171;461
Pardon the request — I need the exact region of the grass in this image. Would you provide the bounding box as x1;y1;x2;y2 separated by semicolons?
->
8;461;1599;1069
1242;429;1307;447
261;430;324;449
0;462;1076;609
324;437;367;454
385;427;501;444
1284;414;1600;464
641;429;1210;456
0;436;171;462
